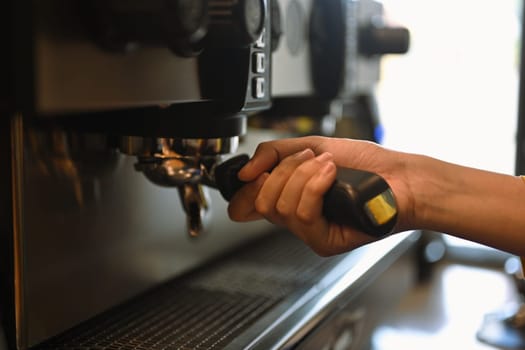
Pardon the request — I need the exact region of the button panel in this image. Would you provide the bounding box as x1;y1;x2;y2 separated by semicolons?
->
253;52;266;74
255;28;266;48
244;3;271;109
248;28;268;101
252;77;266;99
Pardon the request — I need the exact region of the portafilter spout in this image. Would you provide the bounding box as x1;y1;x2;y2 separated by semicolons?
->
120;136;239;237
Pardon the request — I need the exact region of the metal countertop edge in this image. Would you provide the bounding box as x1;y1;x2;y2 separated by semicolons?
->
224;230;420;350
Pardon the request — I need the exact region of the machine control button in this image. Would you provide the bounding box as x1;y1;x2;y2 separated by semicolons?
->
252;52;266;73
255;28;266;48
252;77;266;99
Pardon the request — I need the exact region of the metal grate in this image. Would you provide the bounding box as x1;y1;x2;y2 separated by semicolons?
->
33;232;345;350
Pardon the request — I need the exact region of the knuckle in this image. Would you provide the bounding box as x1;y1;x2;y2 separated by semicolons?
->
271;165;289;179
276;198;292;216
254;197;271;216
255;141;272;152
293;165;310;178
303;183;321;197
296;207;315;224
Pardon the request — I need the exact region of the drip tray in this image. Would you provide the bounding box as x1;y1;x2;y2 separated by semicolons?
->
33;232;347;350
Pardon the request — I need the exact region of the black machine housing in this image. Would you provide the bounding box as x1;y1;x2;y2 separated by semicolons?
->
3;0;272;138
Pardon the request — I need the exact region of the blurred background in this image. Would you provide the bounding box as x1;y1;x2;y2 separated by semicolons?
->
379;0;520;174
372;1;523;349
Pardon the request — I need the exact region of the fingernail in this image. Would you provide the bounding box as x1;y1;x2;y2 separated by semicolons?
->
316;152;333;162
319;161;336;175
294;148;314;159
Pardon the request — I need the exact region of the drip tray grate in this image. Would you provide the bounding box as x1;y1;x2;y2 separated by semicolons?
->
34;232;346;349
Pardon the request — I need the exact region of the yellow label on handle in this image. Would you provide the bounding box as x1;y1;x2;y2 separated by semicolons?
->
364;189;397;226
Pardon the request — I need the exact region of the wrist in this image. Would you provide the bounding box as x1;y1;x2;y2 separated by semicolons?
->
401;153;449;231
381;151;428;233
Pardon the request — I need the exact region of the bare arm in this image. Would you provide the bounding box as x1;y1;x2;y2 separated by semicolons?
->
410;154;525;256
228;136;525;256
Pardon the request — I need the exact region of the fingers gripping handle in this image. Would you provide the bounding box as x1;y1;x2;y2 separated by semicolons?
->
214;154;398;238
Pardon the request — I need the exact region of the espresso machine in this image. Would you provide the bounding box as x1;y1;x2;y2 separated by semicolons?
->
263;0;409;141
1;1;417;349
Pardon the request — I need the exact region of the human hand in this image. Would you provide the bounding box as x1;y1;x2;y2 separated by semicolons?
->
227;136;413;256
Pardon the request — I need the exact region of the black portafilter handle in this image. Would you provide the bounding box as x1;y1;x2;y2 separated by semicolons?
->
214;154;398;238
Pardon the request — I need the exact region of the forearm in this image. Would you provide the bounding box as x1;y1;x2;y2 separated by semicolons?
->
408;153;525;256
233;136;525;256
